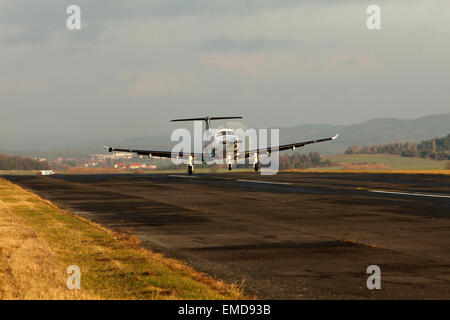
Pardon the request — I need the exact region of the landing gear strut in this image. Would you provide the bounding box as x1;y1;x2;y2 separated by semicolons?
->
187;155;194;175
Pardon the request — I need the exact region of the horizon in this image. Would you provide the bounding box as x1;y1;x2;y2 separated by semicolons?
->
1;111;449;152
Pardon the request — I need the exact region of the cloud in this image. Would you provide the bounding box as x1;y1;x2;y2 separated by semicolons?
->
1;25;53;44
0;1;107;44
0;78;43;96
122;71;198;98
62;22;107;43
0;0;449;142
198;37;295;52
72;0;305;20
0;0;303;27
202;51;381;77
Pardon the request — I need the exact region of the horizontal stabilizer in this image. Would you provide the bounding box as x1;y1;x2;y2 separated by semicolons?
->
170;116;242;122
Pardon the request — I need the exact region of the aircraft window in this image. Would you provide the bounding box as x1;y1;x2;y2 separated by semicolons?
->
221;131;227;136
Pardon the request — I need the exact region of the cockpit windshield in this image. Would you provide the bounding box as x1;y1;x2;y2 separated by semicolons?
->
217;130;234;137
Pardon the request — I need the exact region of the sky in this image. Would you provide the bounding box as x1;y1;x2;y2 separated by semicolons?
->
0;0;449;144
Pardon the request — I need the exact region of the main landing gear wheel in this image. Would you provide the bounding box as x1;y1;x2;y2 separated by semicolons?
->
254;163;259;172
187;165;193;175
228;163;232;171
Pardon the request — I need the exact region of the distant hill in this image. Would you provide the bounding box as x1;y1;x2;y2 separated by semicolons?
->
2;113;449;155
120;113;450;155
344;133;450;160
278;113;450;154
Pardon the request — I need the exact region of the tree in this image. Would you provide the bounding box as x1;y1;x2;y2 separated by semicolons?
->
344;133;449;160
0;154;49;170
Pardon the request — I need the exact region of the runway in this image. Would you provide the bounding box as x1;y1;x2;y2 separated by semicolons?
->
2;172;450;299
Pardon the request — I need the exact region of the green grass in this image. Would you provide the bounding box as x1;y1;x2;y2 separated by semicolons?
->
0;179;244;299
325;154;446;170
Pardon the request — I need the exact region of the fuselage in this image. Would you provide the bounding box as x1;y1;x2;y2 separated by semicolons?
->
203;128;238;163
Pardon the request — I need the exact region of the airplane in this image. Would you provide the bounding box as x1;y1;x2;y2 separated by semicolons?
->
104;116;339;175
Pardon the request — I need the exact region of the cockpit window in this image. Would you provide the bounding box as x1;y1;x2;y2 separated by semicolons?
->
218;130;233;136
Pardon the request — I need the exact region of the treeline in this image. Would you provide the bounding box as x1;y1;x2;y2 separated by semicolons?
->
345;134;450;160
279;152;333;170
0;154;49;170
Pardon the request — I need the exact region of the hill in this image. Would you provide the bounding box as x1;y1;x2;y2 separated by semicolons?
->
345;134;450;160
121;113;450;155
1;113;449;155
278;113;450;154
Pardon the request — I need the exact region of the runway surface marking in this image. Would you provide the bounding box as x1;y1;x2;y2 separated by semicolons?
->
357;187;450;199
237;179;292;186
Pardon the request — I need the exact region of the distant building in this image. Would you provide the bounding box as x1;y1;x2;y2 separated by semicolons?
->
130;163;147;170
114;162;128;169
114;152;133;159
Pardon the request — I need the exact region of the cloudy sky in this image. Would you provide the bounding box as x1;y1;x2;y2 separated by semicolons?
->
1;0;449;144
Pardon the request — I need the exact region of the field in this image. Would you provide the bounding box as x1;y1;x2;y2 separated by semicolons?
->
324;154;447;170
0;178;243;299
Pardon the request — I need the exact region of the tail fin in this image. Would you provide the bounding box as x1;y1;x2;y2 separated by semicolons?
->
170;116;243;130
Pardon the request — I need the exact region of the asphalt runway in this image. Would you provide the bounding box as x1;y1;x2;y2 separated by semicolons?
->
3;172;450;299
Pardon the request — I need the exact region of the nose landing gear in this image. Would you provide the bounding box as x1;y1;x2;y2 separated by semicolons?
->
187;165;193;175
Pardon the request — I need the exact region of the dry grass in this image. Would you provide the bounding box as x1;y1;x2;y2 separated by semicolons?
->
284;169;450;175
0;170;38;175
340;163;391;171
62;167;126;174
0;201;97;299
0;179;245;300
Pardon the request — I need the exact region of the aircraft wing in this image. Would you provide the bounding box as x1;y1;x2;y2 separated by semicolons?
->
238;133;339;158
103;146;202;160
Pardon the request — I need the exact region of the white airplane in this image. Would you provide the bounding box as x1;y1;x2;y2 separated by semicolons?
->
104;116;339;175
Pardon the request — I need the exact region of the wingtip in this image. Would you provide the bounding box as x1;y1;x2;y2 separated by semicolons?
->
332;133;339;140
